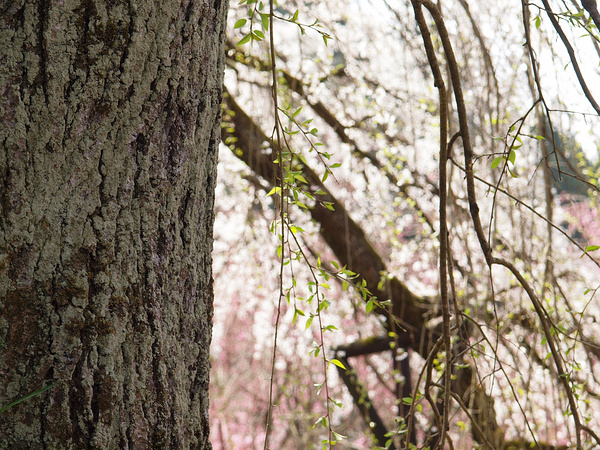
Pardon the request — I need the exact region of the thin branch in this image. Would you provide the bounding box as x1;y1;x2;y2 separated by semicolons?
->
540;0;600;115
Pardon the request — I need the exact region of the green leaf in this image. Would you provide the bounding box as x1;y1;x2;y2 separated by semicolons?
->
585;245;600;252
332;430;347;441
252;30;265;40
236;34;252;46
366;300;374;313
267;186;280;196
306;315;314;329
330;358;347;370
294;174;308;184
491;156;503;169
234;18;247;29
535;16;541;28
260;12;270;30
508;149;516;165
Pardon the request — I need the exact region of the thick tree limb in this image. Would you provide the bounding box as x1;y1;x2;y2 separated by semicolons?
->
581;0;600;32
334;356;395;449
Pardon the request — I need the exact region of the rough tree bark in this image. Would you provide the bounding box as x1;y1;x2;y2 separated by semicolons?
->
0;0;227;447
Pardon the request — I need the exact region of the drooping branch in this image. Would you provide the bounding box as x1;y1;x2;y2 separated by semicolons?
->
225;41;380;168
410;0;452;445
540;0;600;115
226;41;440;234
223;88;514;448
222;90;431;339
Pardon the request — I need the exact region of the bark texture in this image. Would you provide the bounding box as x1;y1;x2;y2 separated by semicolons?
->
0;0;227;447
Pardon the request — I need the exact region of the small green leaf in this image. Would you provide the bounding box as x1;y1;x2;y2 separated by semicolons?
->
491;156;503;169
234;18;247;29
535;16;541;29
332;430;347;441
252;30;265;40
330;358;347;370
585;245;600;252
236;34;251;46
508;149;516;165
366;300;374;313
260;12;269;30
306;315;314;329
294;174;308;184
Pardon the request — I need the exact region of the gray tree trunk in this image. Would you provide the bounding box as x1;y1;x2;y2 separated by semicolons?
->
0;0;227;448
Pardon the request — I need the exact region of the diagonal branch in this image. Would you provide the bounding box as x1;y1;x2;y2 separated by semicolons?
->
541;0;600;115
222;90;431;338
334;356;395;449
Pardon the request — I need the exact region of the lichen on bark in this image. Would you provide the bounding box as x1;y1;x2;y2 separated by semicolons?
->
0;0;228;447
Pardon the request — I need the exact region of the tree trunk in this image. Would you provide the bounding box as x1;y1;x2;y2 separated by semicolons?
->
0;0;227;447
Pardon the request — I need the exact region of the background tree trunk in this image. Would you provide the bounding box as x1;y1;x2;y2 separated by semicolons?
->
0;0;227;447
